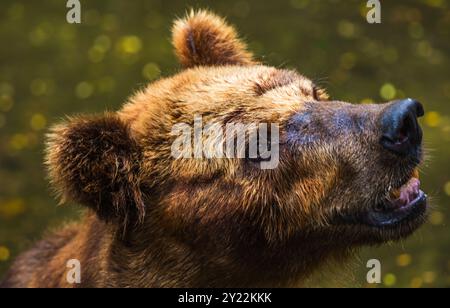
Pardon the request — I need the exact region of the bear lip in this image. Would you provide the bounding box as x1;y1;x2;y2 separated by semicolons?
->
366;177;427;228
379;177;421;211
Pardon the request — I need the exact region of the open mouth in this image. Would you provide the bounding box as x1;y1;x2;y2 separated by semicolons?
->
365;171;427;228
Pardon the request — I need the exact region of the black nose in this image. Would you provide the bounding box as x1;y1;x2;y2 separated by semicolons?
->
380;98;424;156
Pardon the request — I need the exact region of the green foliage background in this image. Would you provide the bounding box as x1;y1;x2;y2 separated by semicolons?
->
0;0;449;287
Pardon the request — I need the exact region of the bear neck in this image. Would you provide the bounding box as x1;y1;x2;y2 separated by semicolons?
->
100;215;349;287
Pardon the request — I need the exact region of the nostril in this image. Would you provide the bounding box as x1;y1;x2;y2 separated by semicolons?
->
382;113;411;143
396;115;413;144
394;131;408;145
380;99;424;155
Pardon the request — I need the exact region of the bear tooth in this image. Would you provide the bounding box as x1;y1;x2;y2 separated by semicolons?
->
389;169;420;200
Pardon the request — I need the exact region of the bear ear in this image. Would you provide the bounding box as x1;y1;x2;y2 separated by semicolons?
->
172;9;256;68
45;113;145;226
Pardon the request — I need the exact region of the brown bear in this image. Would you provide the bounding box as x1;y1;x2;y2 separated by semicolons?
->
1;10;428;288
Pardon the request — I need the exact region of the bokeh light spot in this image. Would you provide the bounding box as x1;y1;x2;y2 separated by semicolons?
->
95;35;112;52
0;198;26;219
408;22;424;39
359;2;369;18
9;134;29;151
360;98;374;104
383;273;397;287
30;114;47;131
340;52;357;70
416;40;432;58
88;35;111;62
0;246;10;262
337;20;356;38
425;0;445;8
142;63;161;81
380;83;397;100
30;78;53;96
88;46;105;63
75;82;94;99
424;111;441;127
396;254;412;267
0;82;14;96
423;271;436;284
102;14;119;31
117;36;142;54
0;95;14;112
29;23;52;46
444;181;450;196
410;277;423;288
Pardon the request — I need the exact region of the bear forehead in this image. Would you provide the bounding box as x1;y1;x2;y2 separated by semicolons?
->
156;65;314;98
120;65;315;136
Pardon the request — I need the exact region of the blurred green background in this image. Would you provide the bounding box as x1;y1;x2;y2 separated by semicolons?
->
0;0;449;288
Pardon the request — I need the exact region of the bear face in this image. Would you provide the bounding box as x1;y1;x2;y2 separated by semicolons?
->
44;10;427;286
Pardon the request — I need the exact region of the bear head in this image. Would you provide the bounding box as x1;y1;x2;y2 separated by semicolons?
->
45;10;428;286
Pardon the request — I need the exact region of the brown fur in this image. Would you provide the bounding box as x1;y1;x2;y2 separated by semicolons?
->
1;10;427;288
172;10;255;67
46;114;144;226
